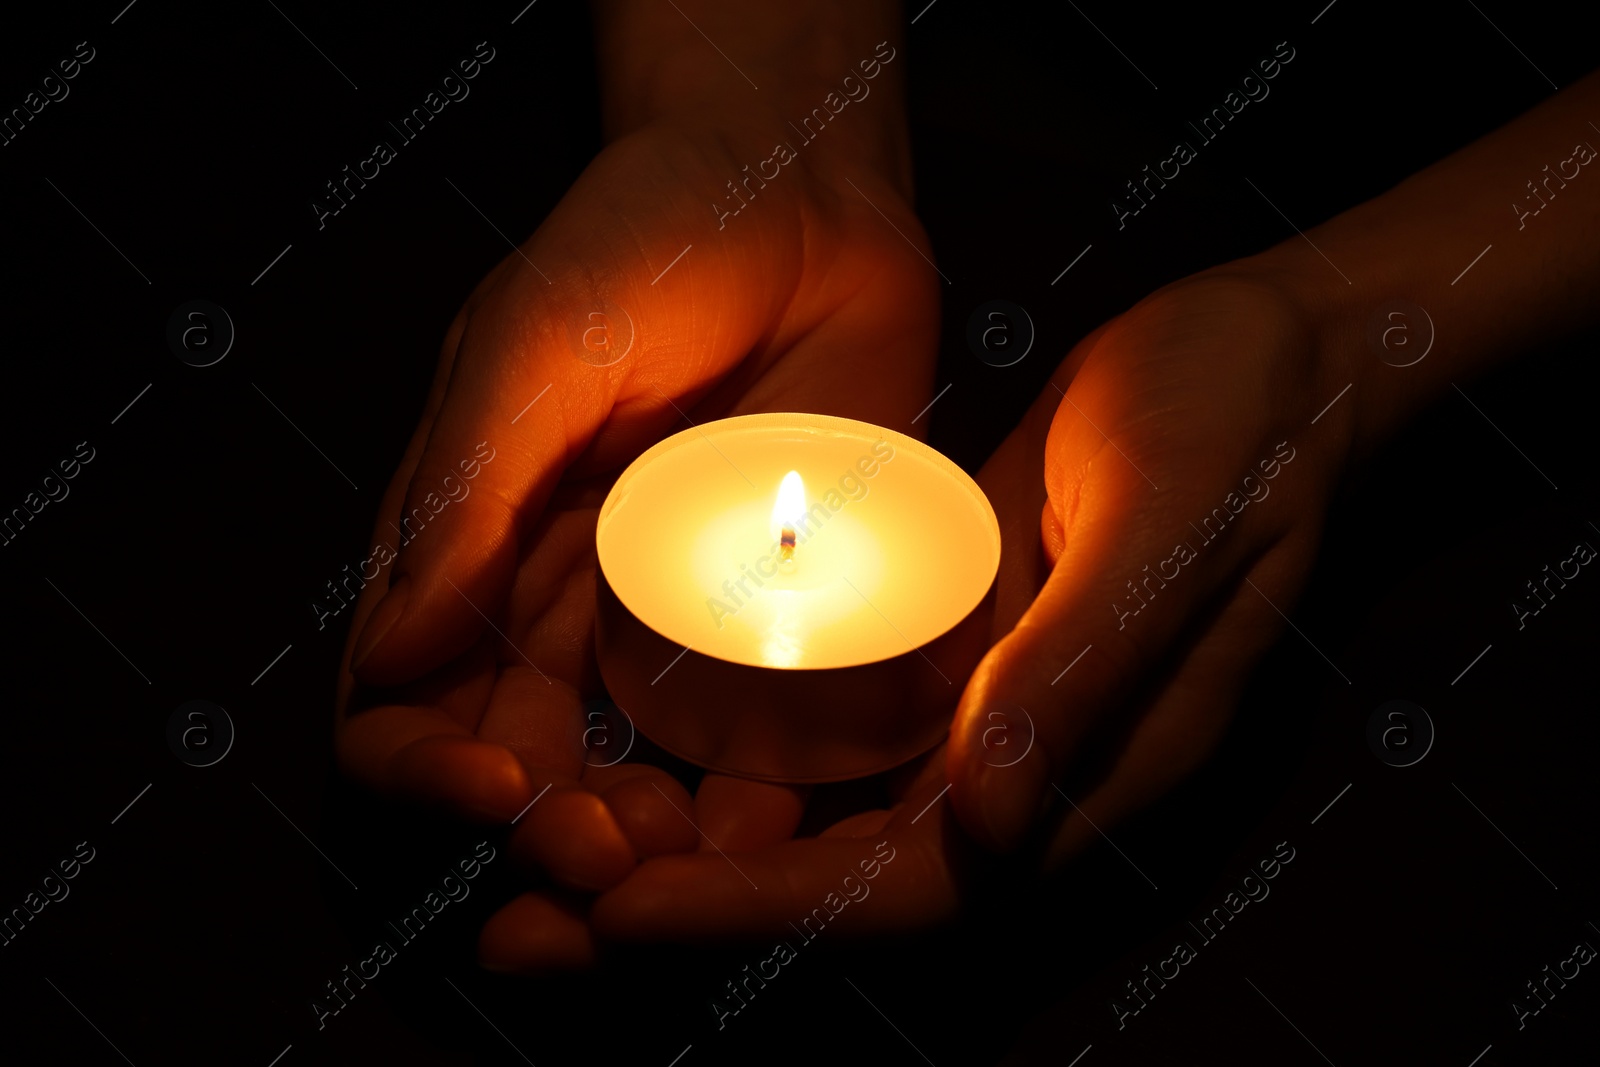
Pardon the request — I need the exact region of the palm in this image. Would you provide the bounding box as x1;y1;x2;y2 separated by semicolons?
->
568;272;1351;951
336;118;945;910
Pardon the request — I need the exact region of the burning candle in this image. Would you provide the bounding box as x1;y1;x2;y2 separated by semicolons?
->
595;413;1000;782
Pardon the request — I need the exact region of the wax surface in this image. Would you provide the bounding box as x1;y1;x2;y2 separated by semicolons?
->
597;414;1000;669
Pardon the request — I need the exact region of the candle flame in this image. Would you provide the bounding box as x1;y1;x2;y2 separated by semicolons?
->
771;470;805;558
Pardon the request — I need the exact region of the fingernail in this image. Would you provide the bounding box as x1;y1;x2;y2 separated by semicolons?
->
351;574;410;675
977;740;1049;852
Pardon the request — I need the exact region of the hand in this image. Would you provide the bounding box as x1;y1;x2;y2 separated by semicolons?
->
333;97;941;942
576;264;1358;947
480;60;1600;963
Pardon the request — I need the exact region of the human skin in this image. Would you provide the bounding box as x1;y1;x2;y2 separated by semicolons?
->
332;0;938;964
564;66;1600;954
338;4;1600;966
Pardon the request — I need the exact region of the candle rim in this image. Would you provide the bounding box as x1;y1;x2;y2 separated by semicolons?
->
595;412;1001;670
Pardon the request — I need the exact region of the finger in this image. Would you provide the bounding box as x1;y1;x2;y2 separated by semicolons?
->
511;786;637;892
694;774;809;853
337;442;598;823
497;489;607;685
468;500;601;783
475;667;586;781
973;375;1067;637
334;311;497;806
600;768;702;858
592;780;967;945
335;627;548;822
336;708;540;823
948;339;1292;852
1042;542;1314;867
334;302;476;714
479;891;598;975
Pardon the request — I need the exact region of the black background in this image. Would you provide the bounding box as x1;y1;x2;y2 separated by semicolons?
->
0;1;1595;1064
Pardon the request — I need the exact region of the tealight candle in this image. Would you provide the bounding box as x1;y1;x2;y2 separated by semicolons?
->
595;412;1000;782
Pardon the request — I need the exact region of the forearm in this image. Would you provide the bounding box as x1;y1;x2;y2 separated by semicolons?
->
1240;68;1600;461
590;0;912;191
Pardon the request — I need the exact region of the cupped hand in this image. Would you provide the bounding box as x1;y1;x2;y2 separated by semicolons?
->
333;106;942;943
558;264;1359;956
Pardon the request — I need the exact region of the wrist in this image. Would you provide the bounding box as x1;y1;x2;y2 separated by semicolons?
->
1219;240;1416;472
591;2;912;196
1217;68;1600;473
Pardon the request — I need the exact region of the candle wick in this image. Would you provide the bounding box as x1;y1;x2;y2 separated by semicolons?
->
779;524;796;561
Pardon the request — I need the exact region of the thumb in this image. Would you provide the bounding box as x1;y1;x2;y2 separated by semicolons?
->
946;380;1257;852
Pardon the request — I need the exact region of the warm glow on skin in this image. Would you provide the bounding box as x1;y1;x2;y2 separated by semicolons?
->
332;0;1600;987
334;0;937;978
